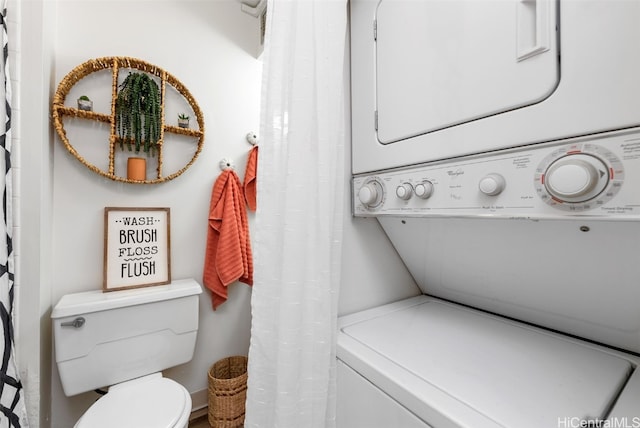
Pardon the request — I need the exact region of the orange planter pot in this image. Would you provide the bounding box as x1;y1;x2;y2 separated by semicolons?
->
127;157;146;181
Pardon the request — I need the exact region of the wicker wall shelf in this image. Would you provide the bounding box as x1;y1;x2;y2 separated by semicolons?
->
52;56;205;184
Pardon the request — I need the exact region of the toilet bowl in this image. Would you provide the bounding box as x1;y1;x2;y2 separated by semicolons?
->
75;373;191;428
51;279;202;427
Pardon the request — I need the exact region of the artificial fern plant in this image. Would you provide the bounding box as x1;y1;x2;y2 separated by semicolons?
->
115;72;161;156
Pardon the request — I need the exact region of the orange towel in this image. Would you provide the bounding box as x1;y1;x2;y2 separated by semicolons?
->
243;145;258;211
203;169;253;310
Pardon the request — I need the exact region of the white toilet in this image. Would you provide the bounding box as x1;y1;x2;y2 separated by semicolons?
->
51;278;202;428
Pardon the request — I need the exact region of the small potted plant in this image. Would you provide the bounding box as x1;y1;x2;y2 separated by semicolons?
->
115;72;161;156
115;72;161;181
178;113;190;129
77;95;93;111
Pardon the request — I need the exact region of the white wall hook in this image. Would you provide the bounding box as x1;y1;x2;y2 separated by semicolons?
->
219;158;236;171
246;132;259;146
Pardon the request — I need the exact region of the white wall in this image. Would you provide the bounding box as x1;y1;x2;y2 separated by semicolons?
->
339;215;419;316
47;1;262;426
338;35;419;317
338;107;419;315
14;0;56;425
15;1;419;426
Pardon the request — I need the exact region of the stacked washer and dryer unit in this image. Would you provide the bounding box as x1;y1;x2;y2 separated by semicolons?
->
339;1;640;427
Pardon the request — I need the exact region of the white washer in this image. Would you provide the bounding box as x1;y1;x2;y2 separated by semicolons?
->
337;296;640;428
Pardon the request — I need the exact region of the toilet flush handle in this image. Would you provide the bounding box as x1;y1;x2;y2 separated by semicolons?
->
61;317;85;328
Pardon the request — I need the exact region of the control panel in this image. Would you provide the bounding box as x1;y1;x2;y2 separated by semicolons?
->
353;130;640;219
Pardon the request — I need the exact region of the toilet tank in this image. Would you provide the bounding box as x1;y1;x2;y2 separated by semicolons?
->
51;278;202;396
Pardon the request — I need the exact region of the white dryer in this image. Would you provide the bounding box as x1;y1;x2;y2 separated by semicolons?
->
341;1;640;426
351;0;640;173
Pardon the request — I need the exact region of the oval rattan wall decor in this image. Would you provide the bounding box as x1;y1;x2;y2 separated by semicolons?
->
52;56;205;184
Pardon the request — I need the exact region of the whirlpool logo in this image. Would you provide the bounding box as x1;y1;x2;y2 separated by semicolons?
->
557;417;640;428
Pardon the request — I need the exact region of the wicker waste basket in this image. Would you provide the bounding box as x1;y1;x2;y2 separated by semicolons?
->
208;355;248;428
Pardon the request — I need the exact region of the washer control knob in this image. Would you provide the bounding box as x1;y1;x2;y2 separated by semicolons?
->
414;181;434;199
358;180;384;207
395;183;413;200
479;173;506;196
544;155;607;201
358;184;378;205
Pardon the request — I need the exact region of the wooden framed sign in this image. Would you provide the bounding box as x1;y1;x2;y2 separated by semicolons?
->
103;207;171;292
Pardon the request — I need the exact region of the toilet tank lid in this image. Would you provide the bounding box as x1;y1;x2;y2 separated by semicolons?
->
51;278;202;319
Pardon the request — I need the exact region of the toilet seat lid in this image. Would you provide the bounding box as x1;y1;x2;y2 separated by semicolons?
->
75;374;190;428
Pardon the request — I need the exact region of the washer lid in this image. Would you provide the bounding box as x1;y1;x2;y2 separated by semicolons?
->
76;375;190;428
341;298;633;428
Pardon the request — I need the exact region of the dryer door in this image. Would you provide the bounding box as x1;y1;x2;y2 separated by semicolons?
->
375;0;559;144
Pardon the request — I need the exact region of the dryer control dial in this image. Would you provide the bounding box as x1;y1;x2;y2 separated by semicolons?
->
414;181;434;199
358;179;385;208
395;183;413;200
479;173;506;196
534;143;624;212
544;154;608;202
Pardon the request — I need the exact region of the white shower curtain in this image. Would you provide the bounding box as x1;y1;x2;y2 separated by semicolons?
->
0;2;27;427
245;0;348;427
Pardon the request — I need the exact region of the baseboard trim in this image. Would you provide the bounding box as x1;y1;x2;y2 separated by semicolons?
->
189;406;208;422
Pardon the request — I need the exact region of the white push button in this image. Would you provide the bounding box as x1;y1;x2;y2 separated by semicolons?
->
479;173;506;196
